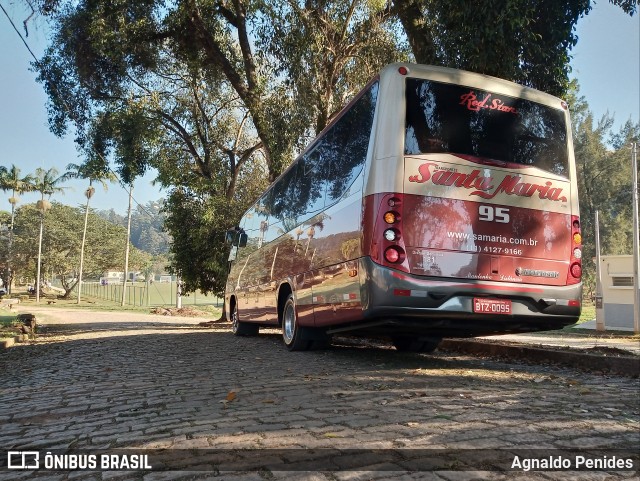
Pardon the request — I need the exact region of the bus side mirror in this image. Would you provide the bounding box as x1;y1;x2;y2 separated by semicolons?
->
225;229;236;245
238;233;248;247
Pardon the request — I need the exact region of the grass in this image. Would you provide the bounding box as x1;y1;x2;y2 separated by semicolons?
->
74;281;223;308
8;286;223;319
577;303;596;325
0;314;18;340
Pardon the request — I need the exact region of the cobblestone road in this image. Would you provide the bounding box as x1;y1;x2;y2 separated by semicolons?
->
0;309;638;480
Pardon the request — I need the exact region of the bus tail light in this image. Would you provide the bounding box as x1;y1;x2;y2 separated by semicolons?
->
570;263;582;278
384;228;399;241
384;246;405;264
384;211;399;224
567;215;582;285
368;193;410;273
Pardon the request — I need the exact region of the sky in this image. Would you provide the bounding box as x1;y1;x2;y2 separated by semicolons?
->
0;1;639;215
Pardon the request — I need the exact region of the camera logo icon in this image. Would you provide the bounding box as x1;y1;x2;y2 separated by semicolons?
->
7;451;40;469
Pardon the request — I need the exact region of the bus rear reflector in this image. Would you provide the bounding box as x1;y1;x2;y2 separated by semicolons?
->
394;289;411;296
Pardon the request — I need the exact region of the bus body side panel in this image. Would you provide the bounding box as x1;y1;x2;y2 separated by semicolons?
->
306;192;364;327
295;272;316;327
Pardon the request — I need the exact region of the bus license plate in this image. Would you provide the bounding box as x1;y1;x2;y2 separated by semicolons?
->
473;298;512;315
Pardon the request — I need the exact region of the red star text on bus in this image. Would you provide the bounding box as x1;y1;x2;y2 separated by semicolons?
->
459;91;518;114
408;162;567;202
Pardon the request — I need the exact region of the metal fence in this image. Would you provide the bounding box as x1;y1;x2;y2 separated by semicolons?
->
76;281;222;308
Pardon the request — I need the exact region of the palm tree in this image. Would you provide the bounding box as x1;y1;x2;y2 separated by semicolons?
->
33;167;66;303
0;165;35;294
62;162;116;304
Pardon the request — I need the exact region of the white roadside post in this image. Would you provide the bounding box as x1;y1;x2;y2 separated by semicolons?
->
595;210;605;331
176;277;182;309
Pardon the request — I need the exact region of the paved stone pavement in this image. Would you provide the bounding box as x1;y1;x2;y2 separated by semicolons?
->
0;308;638;480
483;332;640;355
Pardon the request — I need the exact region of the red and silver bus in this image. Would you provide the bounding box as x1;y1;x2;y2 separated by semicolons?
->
225;63;582;351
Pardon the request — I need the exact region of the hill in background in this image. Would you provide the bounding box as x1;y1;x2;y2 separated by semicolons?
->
96;200;171;256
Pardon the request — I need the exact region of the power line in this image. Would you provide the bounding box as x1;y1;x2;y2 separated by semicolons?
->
0;2;38;61
0;1;158;219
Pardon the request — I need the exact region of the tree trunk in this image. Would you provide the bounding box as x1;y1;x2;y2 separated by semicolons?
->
393;0;439;65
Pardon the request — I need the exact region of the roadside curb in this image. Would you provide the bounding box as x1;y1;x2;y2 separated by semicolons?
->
0;334;29;349
439;339;640;377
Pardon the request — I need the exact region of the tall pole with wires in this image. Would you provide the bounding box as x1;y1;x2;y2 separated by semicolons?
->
631;142;639;333
121;184;133;307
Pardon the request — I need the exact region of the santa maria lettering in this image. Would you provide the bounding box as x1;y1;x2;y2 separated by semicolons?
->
408;162;568;203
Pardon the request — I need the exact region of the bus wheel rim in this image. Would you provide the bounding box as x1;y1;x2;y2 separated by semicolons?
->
232;306;239;333
283;302;294;344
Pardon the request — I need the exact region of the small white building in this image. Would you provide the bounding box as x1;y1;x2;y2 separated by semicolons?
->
100;271;145;283
103;271;124;281
599;255;636;329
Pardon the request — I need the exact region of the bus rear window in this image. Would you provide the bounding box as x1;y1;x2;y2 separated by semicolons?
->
405;78;569;177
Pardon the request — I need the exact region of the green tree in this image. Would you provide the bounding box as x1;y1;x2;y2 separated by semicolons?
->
257;0;408;134
568;82;640;298
11;202;152;298
61;160;117;303
393;0;637;97
129;201;170;256
32;167;67;302
0;165;35;293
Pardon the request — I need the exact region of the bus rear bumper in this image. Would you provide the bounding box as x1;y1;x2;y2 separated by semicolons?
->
356;257;581;337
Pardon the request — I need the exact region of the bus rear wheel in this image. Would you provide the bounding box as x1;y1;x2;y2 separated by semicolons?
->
392;337;441;353
282;295;311;351
231;301;259;336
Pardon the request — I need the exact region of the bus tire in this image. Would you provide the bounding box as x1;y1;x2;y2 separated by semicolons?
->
392;337;441;353
282;294;311;351
231;301;259;337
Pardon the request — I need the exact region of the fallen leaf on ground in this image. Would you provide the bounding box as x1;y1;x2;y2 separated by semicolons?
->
220;390;238;408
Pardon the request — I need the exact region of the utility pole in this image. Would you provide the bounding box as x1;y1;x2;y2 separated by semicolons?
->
121;184;133;307
631;142;639;333
594;210;605;331
35;211;44;304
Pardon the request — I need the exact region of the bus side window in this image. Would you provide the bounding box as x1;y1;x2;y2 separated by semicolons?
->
268;164;299;240
295;147;328;224
242;207;257;236
256;192;272;247
325;82;378;204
